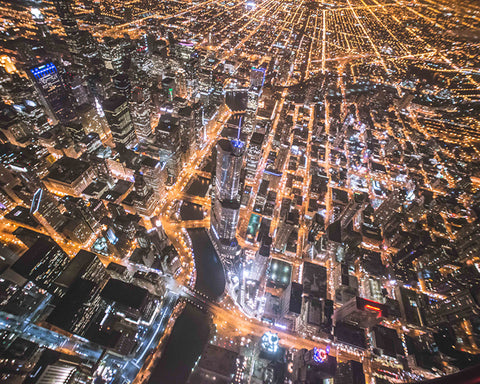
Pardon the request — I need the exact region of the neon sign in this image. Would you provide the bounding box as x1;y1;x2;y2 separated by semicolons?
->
313;345;330;363
365;304;382;318
30;63;57;79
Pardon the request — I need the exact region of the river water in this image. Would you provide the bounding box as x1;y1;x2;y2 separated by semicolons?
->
147;228;225;383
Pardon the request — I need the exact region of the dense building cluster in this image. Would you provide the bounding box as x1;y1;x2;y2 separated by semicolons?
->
0;0;479;383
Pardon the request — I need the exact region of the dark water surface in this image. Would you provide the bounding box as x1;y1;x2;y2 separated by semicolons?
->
147;228;225;383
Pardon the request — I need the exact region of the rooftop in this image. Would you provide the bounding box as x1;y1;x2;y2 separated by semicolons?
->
100;278;149;310
45;157;91;184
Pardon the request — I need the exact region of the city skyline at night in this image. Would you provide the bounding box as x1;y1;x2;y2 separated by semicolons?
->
0;0;480;383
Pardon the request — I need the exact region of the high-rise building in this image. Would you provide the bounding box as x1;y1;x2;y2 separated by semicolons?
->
53;0;81;54
156;114;181;184
339;192;368;231
113;74;131;100
0;103;30;146
395;286;427;327
54;249;107;297
334;360;365;384
161;77;176;100
30;187;66;236
210;138;245;260
214;139;244;201
191;102;206;150
292;347;337;383
178;105;196;156
456;222;480;263
132;172;158;216
225;89;248;114
333;296;388;329
103;95;137;148
175;68;188;98
373;190;404;230
371;324;404;359
244;69;264;134
250;67;266;88
138;156;164;198
130;86;152;142
28;63;75;124
43;156;96;196
302;261;327;300
64;121;86;144
101;37;127;73
76;103;110;140
210;199;241;243
249;235;271;281
11;237;70;294
69;74;90;106
244;132;264;180
298;297;334;335
25;349;92;384
427;286;480;327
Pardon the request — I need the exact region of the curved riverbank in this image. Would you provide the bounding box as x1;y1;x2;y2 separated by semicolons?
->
147;228;225;384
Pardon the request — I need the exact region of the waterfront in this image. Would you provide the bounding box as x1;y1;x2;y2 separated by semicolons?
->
147;228;225;383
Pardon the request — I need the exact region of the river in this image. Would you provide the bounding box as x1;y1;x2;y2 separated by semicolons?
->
147;228;225;383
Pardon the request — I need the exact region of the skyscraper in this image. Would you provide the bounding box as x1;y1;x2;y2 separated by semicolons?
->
210;199;241;244
334;360;365;384
250;67;266;88
210;138;245;260
175;68;188;98
28;63;75;124
113;74;132;100
52;0;81;54
214;139;244;201
11;237;70;294
156;114;181;184
30;188;66;237
100;37;126;73
103;95;137;148
292;348;337;382
130;86;152;142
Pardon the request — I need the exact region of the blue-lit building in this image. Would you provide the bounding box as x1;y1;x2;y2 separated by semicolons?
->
29;63;75;123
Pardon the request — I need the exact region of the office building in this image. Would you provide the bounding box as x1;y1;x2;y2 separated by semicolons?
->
103;95;137;148
31;8;50;39
335;360;365;384
43;156;96;196
30;188;66;236
53;0;81;54
29;63;75;124
250;67;266;88
11;237;70;294
130;86;152;142
156;114;181;183
293;348;337;383
113;74;131;100
54;250;107;296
